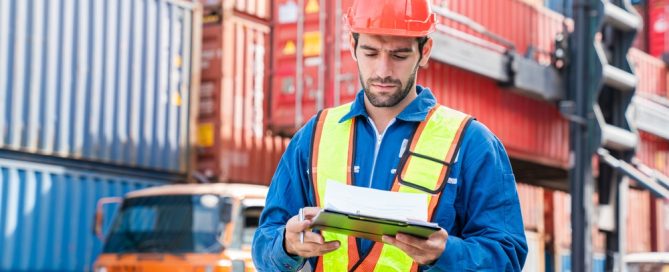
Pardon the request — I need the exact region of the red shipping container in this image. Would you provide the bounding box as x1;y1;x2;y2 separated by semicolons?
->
649;0;669;58
196;0;272;21
270;0;359;134
518;183;546;232
629;48;668;98
421;63;570;168
196;6;291;185
651;198;669;251
627;188;653;253
633;3;649;52
438;0;570;64
637;131;669;176
548;190;607;254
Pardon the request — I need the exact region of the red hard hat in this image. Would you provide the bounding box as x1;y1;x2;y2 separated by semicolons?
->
345;0;437;37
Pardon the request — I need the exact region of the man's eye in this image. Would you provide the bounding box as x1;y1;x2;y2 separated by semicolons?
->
394;55;408;60
364;53;378;57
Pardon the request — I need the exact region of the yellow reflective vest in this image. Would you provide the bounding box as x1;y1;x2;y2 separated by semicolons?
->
310;103;473;272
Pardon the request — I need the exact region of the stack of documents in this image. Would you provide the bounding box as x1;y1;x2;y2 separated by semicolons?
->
310;180;440;242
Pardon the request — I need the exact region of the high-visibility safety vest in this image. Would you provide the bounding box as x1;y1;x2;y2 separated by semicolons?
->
309;102;473;272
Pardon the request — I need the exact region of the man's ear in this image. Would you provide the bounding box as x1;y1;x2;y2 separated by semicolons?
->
419;38;433;67
349;33;358;62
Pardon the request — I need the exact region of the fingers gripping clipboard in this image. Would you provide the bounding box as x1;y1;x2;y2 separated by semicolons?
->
309;208;440;242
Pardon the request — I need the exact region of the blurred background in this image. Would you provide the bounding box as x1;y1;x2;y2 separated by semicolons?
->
0;0;668;271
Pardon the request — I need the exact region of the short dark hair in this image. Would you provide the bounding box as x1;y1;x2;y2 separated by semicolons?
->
351;33;430;60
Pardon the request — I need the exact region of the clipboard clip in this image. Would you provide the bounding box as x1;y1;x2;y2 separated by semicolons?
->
397;151;450;195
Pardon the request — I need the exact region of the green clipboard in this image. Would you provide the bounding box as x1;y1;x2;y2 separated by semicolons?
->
309;208;440;242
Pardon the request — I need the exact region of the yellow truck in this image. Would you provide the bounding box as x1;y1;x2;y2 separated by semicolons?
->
93;183;268;272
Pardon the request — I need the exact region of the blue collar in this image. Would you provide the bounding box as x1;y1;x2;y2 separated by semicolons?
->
339;85;437;123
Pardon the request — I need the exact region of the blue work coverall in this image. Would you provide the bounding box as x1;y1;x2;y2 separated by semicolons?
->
253;86;528;271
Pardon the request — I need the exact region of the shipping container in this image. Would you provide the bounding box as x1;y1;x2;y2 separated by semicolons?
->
267;0;573;168
633;2;649;52
197;0;271;22
547;190;607;253
0;157;163;271
421;62;570;169
629;48;668;98
523;231;547;272
440;0;570;65
651;198;669;251
269;0;359;134
195;1;291;185
518;182;546;232
637;131;669;176
649;0;669;57
627;188;653;253
0;0;202;174
551;249;607;272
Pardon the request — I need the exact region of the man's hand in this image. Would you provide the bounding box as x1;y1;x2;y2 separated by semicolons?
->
284;207;340;257
381;229;449;265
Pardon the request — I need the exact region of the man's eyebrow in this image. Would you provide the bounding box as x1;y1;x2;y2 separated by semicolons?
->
389;48;413;53
359;45;379;51
359;45;414;53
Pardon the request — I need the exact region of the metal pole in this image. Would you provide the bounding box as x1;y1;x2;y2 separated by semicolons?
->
570;0;603;270
295;0;304;128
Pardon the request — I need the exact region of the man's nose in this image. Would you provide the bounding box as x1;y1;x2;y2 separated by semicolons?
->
374;54;394;79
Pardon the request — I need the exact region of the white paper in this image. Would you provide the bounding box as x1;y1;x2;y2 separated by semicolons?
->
323;180;428;222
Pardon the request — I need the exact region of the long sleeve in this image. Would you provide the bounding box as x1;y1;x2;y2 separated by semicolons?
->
252;119;315;271
425;121;528;271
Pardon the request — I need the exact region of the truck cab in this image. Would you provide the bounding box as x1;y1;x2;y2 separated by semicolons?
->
93;183;268;272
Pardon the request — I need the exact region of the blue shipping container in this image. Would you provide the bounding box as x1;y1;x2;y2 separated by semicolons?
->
0;0;202;174
551;252;607;272
0;157;165;271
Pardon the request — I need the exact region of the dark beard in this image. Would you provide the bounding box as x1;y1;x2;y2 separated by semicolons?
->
360;64;419;107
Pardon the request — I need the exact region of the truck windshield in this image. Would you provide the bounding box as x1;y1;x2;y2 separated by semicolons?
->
103;194;228;254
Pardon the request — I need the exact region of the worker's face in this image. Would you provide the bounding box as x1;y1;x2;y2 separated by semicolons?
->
350;33;432;107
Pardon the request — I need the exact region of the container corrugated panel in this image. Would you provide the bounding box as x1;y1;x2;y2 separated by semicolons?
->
553;249;607;272
633;3;648;52
651;197;669;251
627;188;653;253
522;231;546;272
427;0;572;166
269;0;360;133
195;12;291;184
629;48;667;98
649;0;669;57
637;131;669;176
196;0;271;21
661;199;669;251
0;158;161;271
420;62;570;168
439;0;569;64
549;190;607;253
518;182;545;232
0;0;201;174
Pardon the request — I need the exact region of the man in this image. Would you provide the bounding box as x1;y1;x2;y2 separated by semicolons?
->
253;0;528;270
